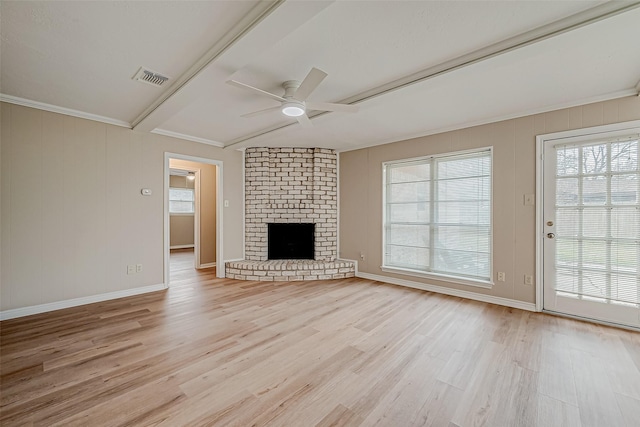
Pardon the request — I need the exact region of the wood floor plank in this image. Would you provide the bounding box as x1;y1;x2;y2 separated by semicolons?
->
1;249;639;426
615;392;640;427
570;348;627;427
315;404;364;427
536;394;582;427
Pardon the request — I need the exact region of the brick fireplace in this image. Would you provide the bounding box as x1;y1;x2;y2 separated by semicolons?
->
225;147;355;281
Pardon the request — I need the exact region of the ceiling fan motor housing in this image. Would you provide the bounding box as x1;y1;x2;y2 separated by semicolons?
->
282;80;301;98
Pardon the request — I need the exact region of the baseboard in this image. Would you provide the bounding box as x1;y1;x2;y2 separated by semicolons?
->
198;262;216;269
0;283;167;321
170;244;194;250
356;272;536;312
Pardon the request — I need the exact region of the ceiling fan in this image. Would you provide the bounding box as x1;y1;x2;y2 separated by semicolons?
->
226;67;358;128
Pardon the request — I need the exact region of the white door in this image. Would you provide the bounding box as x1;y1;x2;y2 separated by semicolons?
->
542;127;640;328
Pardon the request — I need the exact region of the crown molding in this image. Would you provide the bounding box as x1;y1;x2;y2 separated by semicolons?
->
151;128;225;147
0;94;131;128
335;88;638;153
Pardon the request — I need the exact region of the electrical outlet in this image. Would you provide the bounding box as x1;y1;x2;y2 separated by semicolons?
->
136;264;143;273
127;265;135;275
497;272;506;282
524;274;533;285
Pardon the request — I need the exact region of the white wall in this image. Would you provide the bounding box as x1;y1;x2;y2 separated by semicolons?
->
0;102;243;312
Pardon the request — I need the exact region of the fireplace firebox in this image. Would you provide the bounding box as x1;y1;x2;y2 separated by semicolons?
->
268;223;314;260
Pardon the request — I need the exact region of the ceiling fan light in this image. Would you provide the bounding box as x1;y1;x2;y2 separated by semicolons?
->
281;101;305;117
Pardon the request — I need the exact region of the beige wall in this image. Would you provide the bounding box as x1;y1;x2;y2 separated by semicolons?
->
0;103;243;311
339;96;640;304
170;216;194;247
169;175;195;189
169;159;217;265
169;175;195;247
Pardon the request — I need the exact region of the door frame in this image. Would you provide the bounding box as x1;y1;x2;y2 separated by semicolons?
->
164;152;225;286
535;119;640;312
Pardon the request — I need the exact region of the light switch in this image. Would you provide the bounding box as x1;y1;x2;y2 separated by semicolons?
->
524;194;535;205
224;200;229;208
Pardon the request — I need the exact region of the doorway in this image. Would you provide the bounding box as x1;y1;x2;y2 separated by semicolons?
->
537;121;640;328
165;153;224;286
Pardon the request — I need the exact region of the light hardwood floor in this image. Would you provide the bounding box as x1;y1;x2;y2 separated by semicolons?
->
1;250;639;426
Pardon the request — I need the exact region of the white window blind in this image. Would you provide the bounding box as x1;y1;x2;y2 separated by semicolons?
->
555;134;640;306
384;149;492;282
169;188;195;214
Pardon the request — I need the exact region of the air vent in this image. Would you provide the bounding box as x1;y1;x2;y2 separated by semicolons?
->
133;67;169;87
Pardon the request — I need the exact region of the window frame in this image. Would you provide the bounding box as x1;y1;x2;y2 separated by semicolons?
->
169;187;196;215
381;147;494;288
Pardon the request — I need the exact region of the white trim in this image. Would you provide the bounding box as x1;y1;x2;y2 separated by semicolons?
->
0;94;131;128
380;266;493;289
198;262;216;269
0;284;166;321
535;135;544;312
170;244;195;250
194;168;202;268
543;310;640;333
224;258;244;263
357;271;536;312
336;152;341;258
536;119;640;143
217;163;224;278
241;148;246;261
152;129;224;148
165;153;225;286
337;89;638;153
535;119;640;314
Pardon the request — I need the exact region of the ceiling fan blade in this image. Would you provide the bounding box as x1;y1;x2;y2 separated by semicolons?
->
306;101;358;113
226;80;286;102
240;106;281;118
296;113;313;128
294;68;327;101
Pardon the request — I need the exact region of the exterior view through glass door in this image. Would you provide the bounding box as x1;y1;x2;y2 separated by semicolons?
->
542;125;640;328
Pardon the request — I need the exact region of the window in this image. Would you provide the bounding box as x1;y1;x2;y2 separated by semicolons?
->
383;149;492;284
554;134;639;305
169;188;195;214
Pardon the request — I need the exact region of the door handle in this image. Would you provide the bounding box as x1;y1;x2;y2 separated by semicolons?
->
547;233;555;239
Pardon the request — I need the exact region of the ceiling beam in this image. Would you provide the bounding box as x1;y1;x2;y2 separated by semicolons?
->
133;0;334;133
225;0;640;148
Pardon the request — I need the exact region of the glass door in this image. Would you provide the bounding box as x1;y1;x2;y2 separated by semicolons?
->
542;131;640;328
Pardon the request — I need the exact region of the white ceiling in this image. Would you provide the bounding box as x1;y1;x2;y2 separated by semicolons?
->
2;1;639;151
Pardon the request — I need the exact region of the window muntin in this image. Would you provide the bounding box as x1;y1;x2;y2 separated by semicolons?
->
384;149;492;283
554;135;640;305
